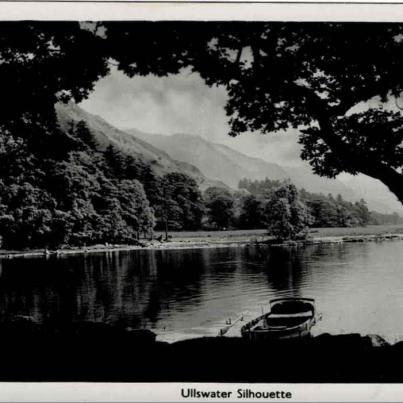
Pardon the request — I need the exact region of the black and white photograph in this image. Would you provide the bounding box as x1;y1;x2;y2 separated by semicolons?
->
2;3;403;393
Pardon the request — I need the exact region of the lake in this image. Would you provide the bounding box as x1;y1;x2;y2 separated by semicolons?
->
1;240;403;343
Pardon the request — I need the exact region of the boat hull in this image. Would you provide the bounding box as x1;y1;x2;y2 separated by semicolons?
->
240;298;317;341
241;317;314;341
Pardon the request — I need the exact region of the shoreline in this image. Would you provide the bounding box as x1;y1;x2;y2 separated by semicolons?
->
0;317;400;381
2;226;403;259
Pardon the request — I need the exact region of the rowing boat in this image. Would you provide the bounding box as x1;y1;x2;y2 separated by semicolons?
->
241;298;319;341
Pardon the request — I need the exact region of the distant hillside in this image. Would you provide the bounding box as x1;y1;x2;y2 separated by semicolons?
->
126;132;289;189
56;103;226;190
339;174;403;214
213;142;358;201
61;104;401;214
126;130;400;213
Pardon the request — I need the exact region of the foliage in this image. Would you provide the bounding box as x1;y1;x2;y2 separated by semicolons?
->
264;183;313;240
238;194;265;229
370;211;403;225
2;22;403;248
156;172;205;231
239;178;282;199
204;187;234;229
3;21;403;201
104;22;403;204
239;178;377;229
0;121;155;248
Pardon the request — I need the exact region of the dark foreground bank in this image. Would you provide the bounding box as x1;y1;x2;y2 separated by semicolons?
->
0;318;402;382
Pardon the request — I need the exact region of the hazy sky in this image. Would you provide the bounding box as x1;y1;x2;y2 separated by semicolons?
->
79;68;403;211
80;67;303;167
80;66;396;168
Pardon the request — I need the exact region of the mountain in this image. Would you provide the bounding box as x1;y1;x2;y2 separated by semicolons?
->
123;131;378;207
212;142;359;201
125;130;403;214
61;103;401;214
56;103;226;190
124;132;289;189
338;174;403;214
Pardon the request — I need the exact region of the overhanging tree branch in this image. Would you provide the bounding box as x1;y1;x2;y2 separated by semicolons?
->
292;83;403;202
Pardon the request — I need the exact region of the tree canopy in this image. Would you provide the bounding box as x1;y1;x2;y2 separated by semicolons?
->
204;187;234;229
3;22;403;203
103;22;403;204
2;21;403;248
265;183;312;241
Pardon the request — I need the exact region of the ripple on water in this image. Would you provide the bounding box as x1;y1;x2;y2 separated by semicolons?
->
1;241;403;343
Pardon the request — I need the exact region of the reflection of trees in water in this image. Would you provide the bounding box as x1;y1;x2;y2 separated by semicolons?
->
0;242;373;328
71;251;166;328
265;247;305;295
0;255;80;323
241;244;306;295
0;249;209;328
142;249;207;324
242;242;358;296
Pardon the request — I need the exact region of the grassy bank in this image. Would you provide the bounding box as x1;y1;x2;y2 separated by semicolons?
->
310;224;403;237
157;224;403;240
2;225;403;259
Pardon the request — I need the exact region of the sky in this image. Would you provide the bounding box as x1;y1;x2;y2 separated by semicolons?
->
79;66;400;170
80;67;303;167
79;68;403;212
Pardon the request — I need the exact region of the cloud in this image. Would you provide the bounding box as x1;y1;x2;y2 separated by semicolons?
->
80;67;303;166
80;67;229;136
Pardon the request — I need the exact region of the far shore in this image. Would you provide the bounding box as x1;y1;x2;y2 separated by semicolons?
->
1;224;403;259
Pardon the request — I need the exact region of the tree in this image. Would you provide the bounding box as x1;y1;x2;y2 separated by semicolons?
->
265;183;312;241
104;144;125;177
5;21;403;248
204;187;234;229
304;195;339;227
69;120;98;151
156;172;205;232
239;194;265;229
353;199;371;226
0;181;57;248
6;21;403;204
116;179;155;239
238;178;283;199
0;22;109;162
104;22;403;205
0;118;157;248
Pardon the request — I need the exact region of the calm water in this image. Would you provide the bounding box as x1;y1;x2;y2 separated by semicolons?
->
1;241;403;343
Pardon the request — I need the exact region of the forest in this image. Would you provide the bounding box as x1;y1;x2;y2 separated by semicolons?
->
1;116;401;249
2;22;403;248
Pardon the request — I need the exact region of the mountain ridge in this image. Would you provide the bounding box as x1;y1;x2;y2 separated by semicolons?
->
64;102;402;214
125;129;402;214
56;103;227;190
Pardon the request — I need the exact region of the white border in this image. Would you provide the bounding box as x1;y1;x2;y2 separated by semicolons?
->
0;382;403;402
0;1;403;22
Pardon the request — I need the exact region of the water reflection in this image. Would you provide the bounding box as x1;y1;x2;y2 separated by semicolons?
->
0;240;403;342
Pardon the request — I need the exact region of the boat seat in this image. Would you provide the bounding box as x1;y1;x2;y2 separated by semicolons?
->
269;312;312;318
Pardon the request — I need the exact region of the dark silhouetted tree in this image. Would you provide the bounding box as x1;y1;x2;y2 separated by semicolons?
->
204;187;234;229
239;194;265;229
156;172;205;232
104;22;403;205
